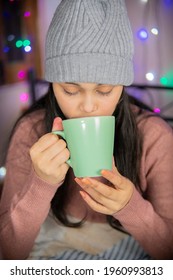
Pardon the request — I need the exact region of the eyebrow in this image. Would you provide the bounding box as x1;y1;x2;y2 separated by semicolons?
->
66;82;80;85
65;82;102;86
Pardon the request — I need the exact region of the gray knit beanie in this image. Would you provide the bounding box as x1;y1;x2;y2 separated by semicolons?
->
45;0;134;85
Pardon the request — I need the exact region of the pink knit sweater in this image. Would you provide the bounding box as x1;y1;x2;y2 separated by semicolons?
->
0;108;173;260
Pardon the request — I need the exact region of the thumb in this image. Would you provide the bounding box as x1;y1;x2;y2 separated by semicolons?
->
52;117;63;131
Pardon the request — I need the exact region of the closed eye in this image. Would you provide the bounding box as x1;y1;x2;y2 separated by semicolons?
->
96;90;112;96
63;89;79;96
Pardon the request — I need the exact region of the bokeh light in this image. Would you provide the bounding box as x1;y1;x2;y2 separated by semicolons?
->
151;28;159;35
160;77;168;85
146;72;155;81
137;28;148;40
154;108;161;114
0;167;6;180
23;39;31;47
7;34;15;41
3;46;10;53
17;70;26;80
24;46;32;52
20;93;29;103
160;70;173;86
24;11;31;17
16;40;23;48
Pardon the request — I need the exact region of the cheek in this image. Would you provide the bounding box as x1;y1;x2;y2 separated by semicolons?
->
101;95;121;114
54;95;76;117
101;103;115;115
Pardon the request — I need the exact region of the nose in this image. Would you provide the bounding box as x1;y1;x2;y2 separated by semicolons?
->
80;94;97;113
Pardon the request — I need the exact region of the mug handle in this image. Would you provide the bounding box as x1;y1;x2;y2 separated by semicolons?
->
52;130;72;167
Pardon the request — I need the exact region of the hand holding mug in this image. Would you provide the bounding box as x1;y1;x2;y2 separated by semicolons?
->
75;160;134;215
30;117;70;185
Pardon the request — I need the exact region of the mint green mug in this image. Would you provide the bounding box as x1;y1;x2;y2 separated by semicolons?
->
53;116;115;177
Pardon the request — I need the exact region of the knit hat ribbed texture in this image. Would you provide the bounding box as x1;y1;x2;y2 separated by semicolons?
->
45;0;134;85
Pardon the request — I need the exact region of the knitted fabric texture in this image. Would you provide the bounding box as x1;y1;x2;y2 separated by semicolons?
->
45;0;134;85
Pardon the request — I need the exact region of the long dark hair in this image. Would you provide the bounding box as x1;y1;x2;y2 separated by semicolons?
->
10;84;144;229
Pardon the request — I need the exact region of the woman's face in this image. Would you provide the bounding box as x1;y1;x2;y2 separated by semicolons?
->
53;82;123;119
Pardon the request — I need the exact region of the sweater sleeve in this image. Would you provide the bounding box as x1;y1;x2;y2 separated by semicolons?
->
0;113;60;259
113;116;173;260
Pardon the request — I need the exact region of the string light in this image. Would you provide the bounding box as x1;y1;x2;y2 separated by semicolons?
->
7;34;15;41
23;39;31;47
137;28;148;40
17;70;26;80
24;46;32;52
151;28;159;35
160;77;168;85
146;72;155;81
154;108;161;114
20;93;29;103
0;167;6;180
15;39;31;48
3;46;10;53
16;40;23;48
24;11;31;18
160;71;173;86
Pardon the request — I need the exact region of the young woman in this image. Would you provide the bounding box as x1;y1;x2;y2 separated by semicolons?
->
0;0;173;260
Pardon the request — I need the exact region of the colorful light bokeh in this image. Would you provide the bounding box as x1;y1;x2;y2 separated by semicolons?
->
23;40;31;47
7;34;15;41
20;93;29;103
151;28;159;35
24;11;31;18
164;0;173;7
15;39;31;48
16;40;23;48
146;72;155;81
137;28;148;40
0;167;6;179
3;46;10;53
24;46;32;52
160;70;173;87
17;70;26;80
154;108;161;114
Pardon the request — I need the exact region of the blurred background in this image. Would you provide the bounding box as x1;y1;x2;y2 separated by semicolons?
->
0;0;173;184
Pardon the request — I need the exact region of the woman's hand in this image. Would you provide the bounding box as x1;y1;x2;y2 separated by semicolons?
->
75;160;134;215
30;117;70;185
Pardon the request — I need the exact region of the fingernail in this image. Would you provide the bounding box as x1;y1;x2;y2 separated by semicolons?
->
82;178;90;185
101;170;110;176
52;117;62;130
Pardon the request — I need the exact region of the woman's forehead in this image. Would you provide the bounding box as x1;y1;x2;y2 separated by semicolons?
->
59;82;115;89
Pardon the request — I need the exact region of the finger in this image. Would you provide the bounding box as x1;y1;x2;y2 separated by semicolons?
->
77;178;129;214
52;148;70;166
54;162;70;181
52;117;63;131
42;150;70;179
75;177;116;206
30;133;60;155
40;139;67;161
79;191;113;215
101;169;124;190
